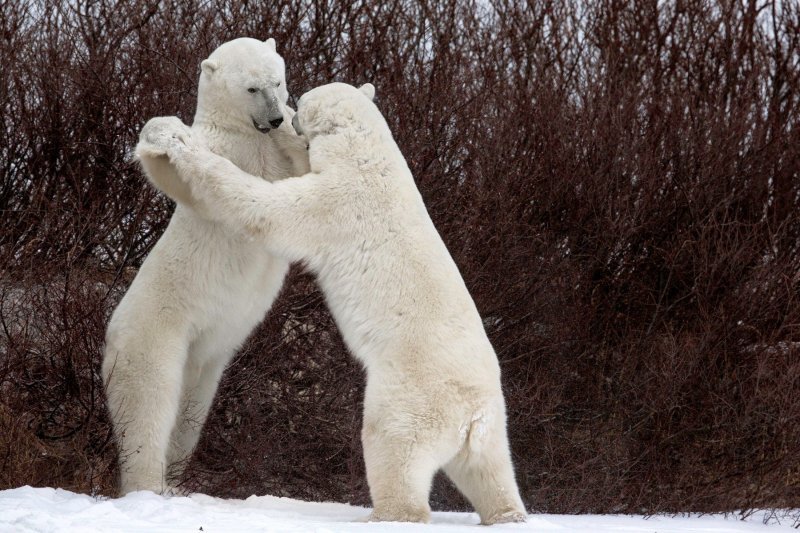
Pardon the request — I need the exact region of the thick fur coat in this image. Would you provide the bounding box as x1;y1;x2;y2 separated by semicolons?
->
136;82;525;524
103;37;309;495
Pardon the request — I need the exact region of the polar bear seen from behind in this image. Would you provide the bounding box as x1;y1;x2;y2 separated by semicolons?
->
136;82;526;524
102;37;309;495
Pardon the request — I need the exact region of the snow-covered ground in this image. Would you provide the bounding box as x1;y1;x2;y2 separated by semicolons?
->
0;486;796;533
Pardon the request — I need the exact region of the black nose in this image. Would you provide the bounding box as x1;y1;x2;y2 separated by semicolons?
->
269;117;283;128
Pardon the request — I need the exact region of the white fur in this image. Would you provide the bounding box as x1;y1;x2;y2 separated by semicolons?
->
138;82;526;524
102;37;310;495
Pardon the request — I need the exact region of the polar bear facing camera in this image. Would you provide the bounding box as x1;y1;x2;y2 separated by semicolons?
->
102;37;309;495
137;82;527;524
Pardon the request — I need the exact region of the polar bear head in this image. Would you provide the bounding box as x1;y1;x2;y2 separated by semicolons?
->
197;37;289;133
291;82;379;141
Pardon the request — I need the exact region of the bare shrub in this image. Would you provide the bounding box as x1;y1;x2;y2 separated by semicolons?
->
1;0;798;516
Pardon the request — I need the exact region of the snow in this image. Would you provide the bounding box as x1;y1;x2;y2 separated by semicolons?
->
0;486;796;533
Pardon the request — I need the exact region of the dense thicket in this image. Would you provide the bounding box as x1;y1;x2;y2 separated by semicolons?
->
1;0;798;518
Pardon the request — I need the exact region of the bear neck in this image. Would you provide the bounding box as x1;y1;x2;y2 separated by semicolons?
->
310;130;404;177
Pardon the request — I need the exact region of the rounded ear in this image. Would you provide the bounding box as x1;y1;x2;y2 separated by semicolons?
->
265;37;277;52
201;59;219;76
358;83;375;101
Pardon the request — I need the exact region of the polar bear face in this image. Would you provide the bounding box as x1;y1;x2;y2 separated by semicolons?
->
292;82;377;140
198;37;289;133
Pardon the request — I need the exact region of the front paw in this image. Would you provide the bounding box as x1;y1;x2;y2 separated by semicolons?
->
137;116;193;159
272;104;301;137
279;102;296;123
271;104;309;154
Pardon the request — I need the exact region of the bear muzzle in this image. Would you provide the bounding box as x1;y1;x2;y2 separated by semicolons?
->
252;116;284;134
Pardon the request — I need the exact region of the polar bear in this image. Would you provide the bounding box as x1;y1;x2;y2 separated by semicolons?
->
136;82;527;524
102;37;309;495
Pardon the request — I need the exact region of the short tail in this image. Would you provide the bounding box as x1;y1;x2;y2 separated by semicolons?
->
464;410;489;454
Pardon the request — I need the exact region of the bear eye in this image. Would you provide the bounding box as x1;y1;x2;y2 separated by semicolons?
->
247;87;257;94
275;82;281;88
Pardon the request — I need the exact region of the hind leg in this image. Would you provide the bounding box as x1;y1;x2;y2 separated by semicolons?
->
361;415;443;523
103;321;188;495
443;419;526;524
165;355;228;478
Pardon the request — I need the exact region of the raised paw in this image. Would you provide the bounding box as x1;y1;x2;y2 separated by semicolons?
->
278;102;297;127
137;116;193;158
268;103;303;138
270;104;310;173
